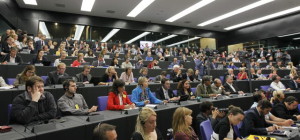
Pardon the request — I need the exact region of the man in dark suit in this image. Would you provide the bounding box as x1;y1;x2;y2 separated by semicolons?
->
35;35;46;51
2;37;14;54
182;68;197;81
76;65;92;84
195;76;217;98
223;75;244;95
210;59;217;70
271;96;300;121
46;63;69;85
250;48;258;58
286;76;300;90
156;78;179;101
240;100;279;137
170;65;183;82
92;40;99;50
1;47;23;64
258;48;267;58
92;54;106;67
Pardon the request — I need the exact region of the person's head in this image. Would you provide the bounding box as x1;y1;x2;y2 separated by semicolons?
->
257;69;262;74
253;90;266;102
37;50;44;58
25;76;44;94
161;78;171;90
272;69;277;74
105;66;116;75
113;57;118;64
200;101;213;115
147;52;151;57
93;123;117;140
273;90;285;101
239;68;245;73
135;107;157;138
173;58;178;62
277;61;282;65
63;79;77;94
284;96;299;110
187;69;194;77
226;75;233;84
57;63;66;74
172;107;193;137
173;65;180;72
213;78;222;87
82;65;91;76
98;54;104;61
112;79;125;95
227;105;244;125
138;77;148;89
10;47;18;57
177;79;190;91
160;71;167;79
272;75;280;82
60;51;67;59
139;67;148;76
202;76;211;86
77;53;84;61
257;99;273;115
228;68;233;74
125;67;132;75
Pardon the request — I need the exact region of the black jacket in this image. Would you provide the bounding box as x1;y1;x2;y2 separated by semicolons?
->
213;117;237;140
182;73;196;81
170;70;183;82
286;80;299;90
271;102;299;121
223;82;240;94
46;71;70;85
156;87;176;100
131;128;163;140
11;91;57;124
240;107;272;137
1;54;23;63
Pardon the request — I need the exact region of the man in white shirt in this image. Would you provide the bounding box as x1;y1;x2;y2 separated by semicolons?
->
231;56;240;62
270;75;290;91
257;57;267;63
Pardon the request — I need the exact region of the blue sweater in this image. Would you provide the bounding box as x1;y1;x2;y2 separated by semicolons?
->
131;86;162;107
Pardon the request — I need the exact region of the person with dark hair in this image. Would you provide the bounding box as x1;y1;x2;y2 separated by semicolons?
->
76;65;92;84
271;96;300;121
107;79;135;110
155;78;178;101
110;57;120;68
1;47;23;64
195;76;217;98
11;76;57;124
119;67;135;84
121;57;133;68
155;71;167;82
250;90;266;108
31;50;48;64
286;76;300;90
14;65;36;87
270;75;290;91
211;78;226;95
177;79;195;99
212;105;244;140
240;100;279;137
93;123;117;140
58;79;97;115
92;54;106;67
223;75;244;95
46;63;69;85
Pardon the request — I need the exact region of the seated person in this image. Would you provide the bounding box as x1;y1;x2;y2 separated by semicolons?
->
177;79;195;99
57;79;97;115
107;79;135;110
211;78;226;95
271;96;300;121
256;69;267;80
182;68;197;81
76;65;92;84
84;49;95;58
155;78;179;101
46;63;69;85
223;75;244;95
93;123;117;140
268;69;278;79
1;47;23;64
135;58;144;69
196;76;217;98
145;52;153;61
232;56;241;62
71;53;86;67
138;67;149;80
249;68;258;80
212;106;245;140
121;57;133;68
155;71;167;82
131;107;163;140
92;54;106;67
147;59;158;69
110;57;120;68
99;66;118;85
274;61;285;69
10;76;57;124
224;68;237;82
170;57;180;68
0;76;11;87
227;62;238;69
286;76;300;90
172;107;198;140
270;90;285;106
157;52;165;61
237;68;248;80
240;100;279;137
53;51;67;67
14;65;36;87
131;77;165;107
119;67;135;84
31;50;48;64
170;65;183;82
270;75;290;91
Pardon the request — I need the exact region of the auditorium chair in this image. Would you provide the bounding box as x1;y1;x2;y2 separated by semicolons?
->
200;119;213;140
40;76;48;84
6;78;16;85
97;96;108;111
191;88;196;94
7;104;12;124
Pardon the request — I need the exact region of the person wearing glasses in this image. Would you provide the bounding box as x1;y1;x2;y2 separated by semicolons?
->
14;65;36;87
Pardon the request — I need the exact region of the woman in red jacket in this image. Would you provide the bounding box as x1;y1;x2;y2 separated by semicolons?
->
71;53;86;67
107;79;135;110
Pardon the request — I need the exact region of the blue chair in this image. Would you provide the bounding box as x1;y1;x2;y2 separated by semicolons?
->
166;74;170;79
97;96;108;111
149;77;155;81
7;78;16;85
173;90;177;96
7;104;12;124
134;78;138;83
41;76;48;84
234;121;243;138
298;104;300;112
219;76;224;83
128;95;132;100
200;119;213;140
260;85;270;92
191;88;196;94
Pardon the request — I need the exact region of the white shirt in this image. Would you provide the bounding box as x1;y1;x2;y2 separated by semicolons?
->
232;58;240;62
226;82;236;92
270;81;286;91
9;56;16;63
118;94;123;105
162;87;170;100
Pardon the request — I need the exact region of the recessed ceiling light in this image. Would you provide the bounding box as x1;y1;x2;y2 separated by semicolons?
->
127;0;155;17
225;5;300;30
125;32;151;44
81;0;95;12
153;34;177;43
23;0;37;5
166;0;215;22
198;0;273;26
167;37;201;47
101;29;120;42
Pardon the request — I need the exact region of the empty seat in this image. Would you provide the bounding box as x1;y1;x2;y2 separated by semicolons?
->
97;96;108;111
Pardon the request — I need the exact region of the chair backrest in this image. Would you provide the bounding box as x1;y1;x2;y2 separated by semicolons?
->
260;85;270;92
173;90;177;96
191;88;196;94
149;77;155;81
40;76;48;84
97;96;108;111
7;78;16;85
7;104;12;124
298;104;300;112
166;74;171;79
219;76;224;83
200;119;213;140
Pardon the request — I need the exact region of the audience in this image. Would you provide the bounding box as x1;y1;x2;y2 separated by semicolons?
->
155;71;167;82
287;76;300;90
237;68;248;80
31;50;48;64
119;67;135;84
0;76;11;87
170;65;183;82
177;79;195;99
110;57;120;68
271;96;300;121
1;47;23;64
223;75;244;95
270;75;290;91
211;78;226;95
121;57;133;68
53;51;67;67
196;76;217;98
99;66;118;85
92;54;106;67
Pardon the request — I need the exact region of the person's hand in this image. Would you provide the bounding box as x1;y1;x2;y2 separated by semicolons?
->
296;115;300;120
286;88;291;91
178;70;181;75
267;125;280;132
31;85;42;102
209;94;217;97
83;81;89;84
88;106;98;112
2;61;7;64
124;104;131;109
190;96;196;99
130;104;136;109
144;100;150;104
238;91;244;94
282;119;294;126
212;109;219;119
163;100;168;104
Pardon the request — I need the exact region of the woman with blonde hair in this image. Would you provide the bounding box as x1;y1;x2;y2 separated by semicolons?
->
286;62;295;69
131;107;163;140
289;67;298;79
14;65;36;87
99;66;118;85
270;90;285;105
172;107;198;140
71;53;86;67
